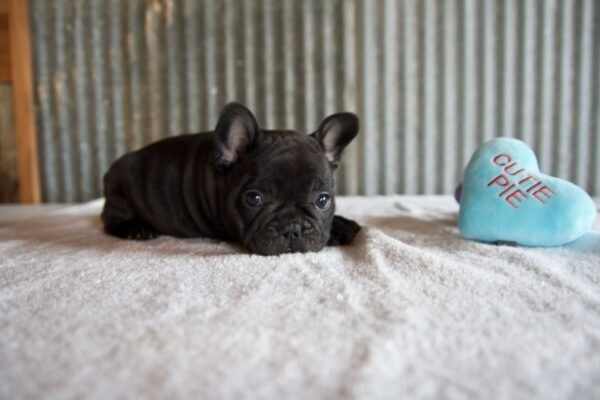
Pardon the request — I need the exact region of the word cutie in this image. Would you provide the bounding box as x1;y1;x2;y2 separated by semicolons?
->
487;154;556;209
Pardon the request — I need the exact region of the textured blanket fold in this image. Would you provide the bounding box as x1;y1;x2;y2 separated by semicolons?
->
1;196;598;400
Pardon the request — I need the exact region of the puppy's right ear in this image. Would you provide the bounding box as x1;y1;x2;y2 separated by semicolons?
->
214;102;260;171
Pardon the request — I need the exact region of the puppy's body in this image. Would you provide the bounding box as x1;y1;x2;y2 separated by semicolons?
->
103;132;228;239
102;103;360;255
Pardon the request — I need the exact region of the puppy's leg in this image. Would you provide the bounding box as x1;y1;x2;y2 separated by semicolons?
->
104;218;159;240
327;215;361;246
102;172;159;241
103;197;159;240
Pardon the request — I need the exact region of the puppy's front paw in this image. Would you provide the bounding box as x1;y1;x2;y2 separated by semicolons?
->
327;215;361;246
105;219;159;240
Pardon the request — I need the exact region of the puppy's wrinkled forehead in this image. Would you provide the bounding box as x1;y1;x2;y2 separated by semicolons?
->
256;133;332;183
264;134;329;169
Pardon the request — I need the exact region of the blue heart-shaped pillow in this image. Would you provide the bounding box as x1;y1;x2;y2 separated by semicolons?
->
459;138;597;246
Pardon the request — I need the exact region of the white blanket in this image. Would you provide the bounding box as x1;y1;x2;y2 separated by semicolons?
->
1;196;599;400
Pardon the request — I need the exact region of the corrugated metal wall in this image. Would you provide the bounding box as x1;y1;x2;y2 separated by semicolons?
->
30;0;600;202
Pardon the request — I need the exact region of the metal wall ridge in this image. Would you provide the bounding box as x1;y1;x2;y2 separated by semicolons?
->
30;0;600;201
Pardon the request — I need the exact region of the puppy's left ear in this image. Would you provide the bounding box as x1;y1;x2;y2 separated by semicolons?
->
214;102;260;171
311;112;359;168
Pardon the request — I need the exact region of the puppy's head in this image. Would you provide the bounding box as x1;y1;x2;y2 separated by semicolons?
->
213;102;359;255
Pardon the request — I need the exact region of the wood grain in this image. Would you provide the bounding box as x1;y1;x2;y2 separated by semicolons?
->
8;0;39;203
0;0;10;83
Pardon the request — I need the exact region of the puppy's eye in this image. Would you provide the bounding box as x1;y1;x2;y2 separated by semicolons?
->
244;191;262;208
315;193;331;210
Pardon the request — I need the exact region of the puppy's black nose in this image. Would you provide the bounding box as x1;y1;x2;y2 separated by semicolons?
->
281;223;302;241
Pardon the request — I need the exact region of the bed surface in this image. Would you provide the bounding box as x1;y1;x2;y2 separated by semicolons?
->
1;196;599;399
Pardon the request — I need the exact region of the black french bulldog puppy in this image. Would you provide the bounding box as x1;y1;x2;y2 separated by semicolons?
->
101;102;361;255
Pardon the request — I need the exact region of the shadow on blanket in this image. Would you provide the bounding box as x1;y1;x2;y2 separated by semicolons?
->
3;213;245;257
568;232;600;255
362;214;458;234
4;206;596;257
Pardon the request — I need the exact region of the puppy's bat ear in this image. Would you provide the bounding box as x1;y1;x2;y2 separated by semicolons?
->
311;112;359;169
214;102;260;171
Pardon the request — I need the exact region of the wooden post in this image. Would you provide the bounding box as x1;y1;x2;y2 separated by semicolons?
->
8;0;40;203
0;0;11;83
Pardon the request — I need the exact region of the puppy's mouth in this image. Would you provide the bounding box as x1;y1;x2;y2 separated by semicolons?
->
247;239;324;256
244;220;326;256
